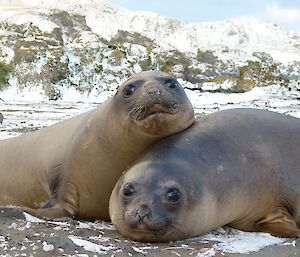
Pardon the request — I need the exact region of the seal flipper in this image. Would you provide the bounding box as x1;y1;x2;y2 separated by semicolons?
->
255;207;300;237
22;199;78;219
22;182;79;219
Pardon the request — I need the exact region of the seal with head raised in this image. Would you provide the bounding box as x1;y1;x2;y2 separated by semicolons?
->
0;71;194;220
110;108;300;242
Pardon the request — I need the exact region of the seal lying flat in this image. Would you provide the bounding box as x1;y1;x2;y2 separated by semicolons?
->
110;108;300;242
0;71;195;220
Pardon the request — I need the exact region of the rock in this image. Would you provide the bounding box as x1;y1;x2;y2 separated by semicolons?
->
295;238;300;248
0;207;25;221
45;236;77;251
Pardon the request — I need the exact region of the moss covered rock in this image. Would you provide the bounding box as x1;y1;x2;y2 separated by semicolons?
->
0;62;14;90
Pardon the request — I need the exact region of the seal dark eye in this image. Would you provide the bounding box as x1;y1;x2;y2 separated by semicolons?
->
123;84;135;98
165;187;181;202
123;183;135;196
165;79;178;89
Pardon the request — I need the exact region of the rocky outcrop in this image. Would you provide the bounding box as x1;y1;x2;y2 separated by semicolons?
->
0;2;299;100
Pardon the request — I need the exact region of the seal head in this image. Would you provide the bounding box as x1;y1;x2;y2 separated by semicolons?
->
113;71;194;137
109;161;198;242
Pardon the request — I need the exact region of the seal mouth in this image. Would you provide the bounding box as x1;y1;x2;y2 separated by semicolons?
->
126;214;169;237
127;226;170;242
130;103;178;121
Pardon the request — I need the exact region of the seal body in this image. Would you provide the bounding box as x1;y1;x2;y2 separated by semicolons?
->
110;108;300;241
0;71;195;220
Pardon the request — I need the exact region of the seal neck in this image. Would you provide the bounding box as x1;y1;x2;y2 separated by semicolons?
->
89;100;157;158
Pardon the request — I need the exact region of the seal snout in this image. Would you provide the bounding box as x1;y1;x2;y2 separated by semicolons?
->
144;84;164;100
147;87;161;97
127;204;152;228
137;204;152;221
125;204;168;234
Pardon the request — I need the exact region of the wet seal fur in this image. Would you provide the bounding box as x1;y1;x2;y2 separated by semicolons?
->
110;108;300;242
0;71;195;220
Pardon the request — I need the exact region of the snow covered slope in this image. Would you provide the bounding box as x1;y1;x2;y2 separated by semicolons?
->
3;0;300;63
0;0;299;100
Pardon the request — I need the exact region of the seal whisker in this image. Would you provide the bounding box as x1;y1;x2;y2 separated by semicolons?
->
129;106;144;120
128;107;138;118
130;106;146;121
137;108;147;120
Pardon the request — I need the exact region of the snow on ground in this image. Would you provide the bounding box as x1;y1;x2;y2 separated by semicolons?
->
20;213;297;256
186;84;300;118
0;84;299;138
199;227;288;255
20;212;296;256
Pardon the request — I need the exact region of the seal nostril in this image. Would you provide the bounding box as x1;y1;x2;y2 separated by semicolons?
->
137;205;151;220
148;89;161;96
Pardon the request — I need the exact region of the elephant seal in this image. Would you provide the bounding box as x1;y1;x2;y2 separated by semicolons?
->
0;113;3;124
0;71;194;220
110;108;300;242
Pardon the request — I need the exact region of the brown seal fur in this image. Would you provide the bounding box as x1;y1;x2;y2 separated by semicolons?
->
0;71;195;220
109;108;300;242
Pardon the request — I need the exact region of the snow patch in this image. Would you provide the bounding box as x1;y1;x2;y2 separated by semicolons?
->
68;235;115;254
132;246;148;254
196;248;216;257
23;212;70;227
1;78;47;102
201;228;286;254
1;78;113;103
0;6;57;33
23;212;45;223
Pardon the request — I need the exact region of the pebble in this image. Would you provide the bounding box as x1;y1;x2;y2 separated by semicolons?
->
9;223;18;229
42;242;54;252
32;245;39;251
45;236;77;251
